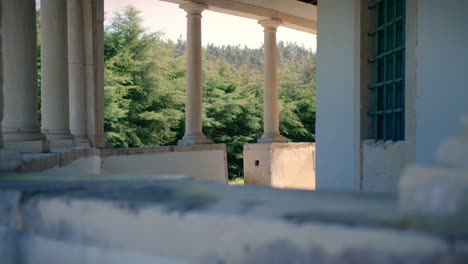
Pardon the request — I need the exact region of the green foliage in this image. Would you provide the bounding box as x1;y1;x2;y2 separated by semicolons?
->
104;6;316;179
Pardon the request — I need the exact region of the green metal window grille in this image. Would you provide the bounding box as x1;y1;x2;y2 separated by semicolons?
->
368;0;405;141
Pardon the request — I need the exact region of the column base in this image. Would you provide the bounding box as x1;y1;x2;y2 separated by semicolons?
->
48;139;75;149
257;133;288;143
73;136;91;148
42;129;74;149
2;131;50;153
178;135;213;145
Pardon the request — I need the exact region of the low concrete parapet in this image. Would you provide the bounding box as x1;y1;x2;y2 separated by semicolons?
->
3;144;228;183
244;142;315;190
101;144;228;183
0;173;467;263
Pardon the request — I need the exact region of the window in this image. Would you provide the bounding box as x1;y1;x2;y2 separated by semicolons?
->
368;0;405;141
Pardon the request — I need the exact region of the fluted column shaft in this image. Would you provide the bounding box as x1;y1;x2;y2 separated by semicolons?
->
178;2;212;145
41;0;73;147
1;0;49;153
68;0;89;146
258;19;287;143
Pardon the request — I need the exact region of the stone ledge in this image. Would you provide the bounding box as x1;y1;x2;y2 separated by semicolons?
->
0;173;466;263
11;144;226;172
100;144;226;157
0;227;190;264
21;148;100;172
244;142;315;150
399;166;468;218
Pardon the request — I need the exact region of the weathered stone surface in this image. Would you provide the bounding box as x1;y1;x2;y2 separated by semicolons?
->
399;166;468;218
0;149;23;171
0;227;190;264
362;140;407;193
100;144;226;157
244;142;315;190
0;190;20;227
21;153;60;172
0;173;466;263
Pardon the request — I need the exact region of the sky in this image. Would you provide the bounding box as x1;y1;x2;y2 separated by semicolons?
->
104;0;317;51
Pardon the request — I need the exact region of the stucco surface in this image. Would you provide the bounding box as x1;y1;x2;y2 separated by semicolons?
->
316;0;360;191
101;149;228;183
362;140;407;193
244;143;315;190
415;0;468;164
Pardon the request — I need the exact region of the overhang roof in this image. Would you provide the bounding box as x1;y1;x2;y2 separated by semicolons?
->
297;0;318;5
159;0;317;34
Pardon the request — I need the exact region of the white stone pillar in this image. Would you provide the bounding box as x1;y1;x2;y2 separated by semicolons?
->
1;0;49;153
41;0;73;148
178;2;212;145
93;0;107;149
81;0;106;149
68;0;90;147
0;0;23;170
258;19;287;143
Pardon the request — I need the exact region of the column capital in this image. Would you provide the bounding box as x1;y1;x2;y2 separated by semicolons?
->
180;2;208;15
258;19;282;31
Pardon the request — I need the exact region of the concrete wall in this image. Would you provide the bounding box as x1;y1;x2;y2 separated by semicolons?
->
1;175;466;264
244;143;315;190
101;145;228;183
19;145;229;183
316;0;361;191
415;0;468;164
362;140;407;193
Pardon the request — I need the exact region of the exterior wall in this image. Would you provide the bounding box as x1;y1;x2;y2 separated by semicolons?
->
101;145;228;183
244;143;315;190
362;140;407;193
316;0;361;191
17;145;228;183
360;0;418;193
0;0;3;148
415;0;468;164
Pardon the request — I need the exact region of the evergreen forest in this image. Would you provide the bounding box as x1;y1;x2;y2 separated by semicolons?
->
102;6;316;180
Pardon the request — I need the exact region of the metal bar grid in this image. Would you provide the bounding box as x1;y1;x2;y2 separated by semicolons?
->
368;0;405;141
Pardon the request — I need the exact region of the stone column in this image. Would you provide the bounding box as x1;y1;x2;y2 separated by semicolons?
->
1;0;49;153
258;19;287;143
81;0;106;149
68;0;90;147
178;2;212;145
93;0;107;149
41;0;73;148
0;0;23;170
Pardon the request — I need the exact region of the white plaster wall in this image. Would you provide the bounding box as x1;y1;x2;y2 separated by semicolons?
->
244;143;315;190
270;144;315;190
362;140;407;193
101;150;228;183
415;0;468;164
45;156;101;174
316;0;361;191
